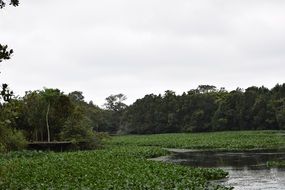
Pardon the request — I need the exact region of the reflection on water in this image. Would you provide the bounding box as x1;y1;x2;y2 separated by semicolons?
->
218;167;285;190
169;150;285;190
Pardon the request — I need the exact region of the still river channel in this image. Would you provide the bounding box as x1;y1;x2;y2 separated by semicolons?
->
156;149;285;189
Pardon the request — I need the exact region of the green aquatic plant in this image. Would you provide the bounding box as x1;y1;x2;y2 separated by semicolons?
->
110;131;285;151
0;146;229;189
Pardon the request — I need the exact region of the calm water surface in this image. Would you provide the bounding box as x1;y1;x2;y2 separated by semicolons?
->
169;150;285;190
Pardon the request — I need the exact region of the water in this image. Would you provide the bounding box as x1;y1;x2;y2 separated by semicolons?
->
168;150;285;189
218;167;285;190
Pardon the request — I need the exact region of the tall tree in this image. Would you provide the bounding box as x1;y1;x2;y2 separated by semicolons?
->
104;94;127;112
197;85;217;94
40;89;63;142
103;94;127;133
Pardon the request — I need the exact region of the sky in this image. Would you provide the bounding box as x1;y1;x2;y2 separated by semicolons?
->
1;0;285;106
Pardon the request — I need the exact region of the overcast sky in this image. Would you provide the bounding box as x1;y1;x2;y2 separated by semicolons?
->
1;0;285;106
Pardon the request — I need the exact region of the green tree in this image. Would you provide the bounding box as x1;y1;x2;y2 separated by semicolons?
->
273;98;285;130
18;91;45;141
60;106;97;149
0;99;27;152
197;85;217;94
69;91;85;102
104;94;127;112
18;89;101;145
39;89;62;142
68;91;104;132
103;94;127;133
39;89;78;142
211;90;243;131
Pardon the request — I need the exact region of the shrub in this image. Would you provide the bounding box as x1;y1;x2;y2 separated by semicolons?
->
0;122;27;152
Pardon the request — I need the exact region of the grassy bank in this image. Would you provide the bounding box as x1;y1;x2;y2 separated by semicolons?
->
110;131;285;151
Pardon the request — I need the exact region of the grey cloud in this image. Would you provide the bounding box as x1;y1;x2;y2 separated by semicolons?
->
1;0;285;106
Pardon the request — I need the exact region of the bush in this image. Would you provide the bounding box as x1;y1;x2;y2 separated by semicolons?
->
0;122;27;153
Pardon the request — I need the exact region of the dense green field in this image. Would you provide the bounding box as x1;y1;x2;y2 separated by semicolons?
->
110;131;285;151
1;131;284;189
0;146;228;189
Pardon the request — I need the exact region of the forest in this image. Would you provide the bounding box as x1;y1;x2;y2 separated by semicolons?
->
1;82;285;152
122;84;285;134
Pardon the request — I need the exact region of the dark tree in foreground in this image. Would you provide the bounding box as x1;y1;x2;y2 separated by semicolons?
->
0;44;13;63
0;0;19;8
0;0;19;62
0;0;18;101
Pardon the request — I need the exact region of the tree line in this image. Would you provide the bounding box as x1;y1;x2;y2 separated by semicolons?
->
1;84;285;152
120;85;285;134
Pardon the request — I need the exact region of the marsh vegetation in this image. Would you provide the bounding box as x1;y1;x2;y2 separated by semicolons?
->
1;131;284;189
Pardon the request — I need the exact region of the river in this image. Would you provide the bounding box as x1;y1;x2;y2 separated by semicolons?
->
163;149;285;189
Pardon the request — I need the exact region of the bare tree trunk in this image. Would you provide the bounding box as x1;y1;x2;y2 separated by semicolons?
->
35;130;38;141
41;129;43;141
46;102;51;142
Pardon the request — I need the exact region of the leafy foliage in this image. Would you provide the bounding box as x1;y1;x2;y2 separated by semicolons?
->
102;94;128;134
0;99;27;152
110;131;285;151
0;123;26;152
0;0;18;8
0;44;13;63
119;84;285;134
0;89;107;152
0;146;229;189
17;89;103;149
